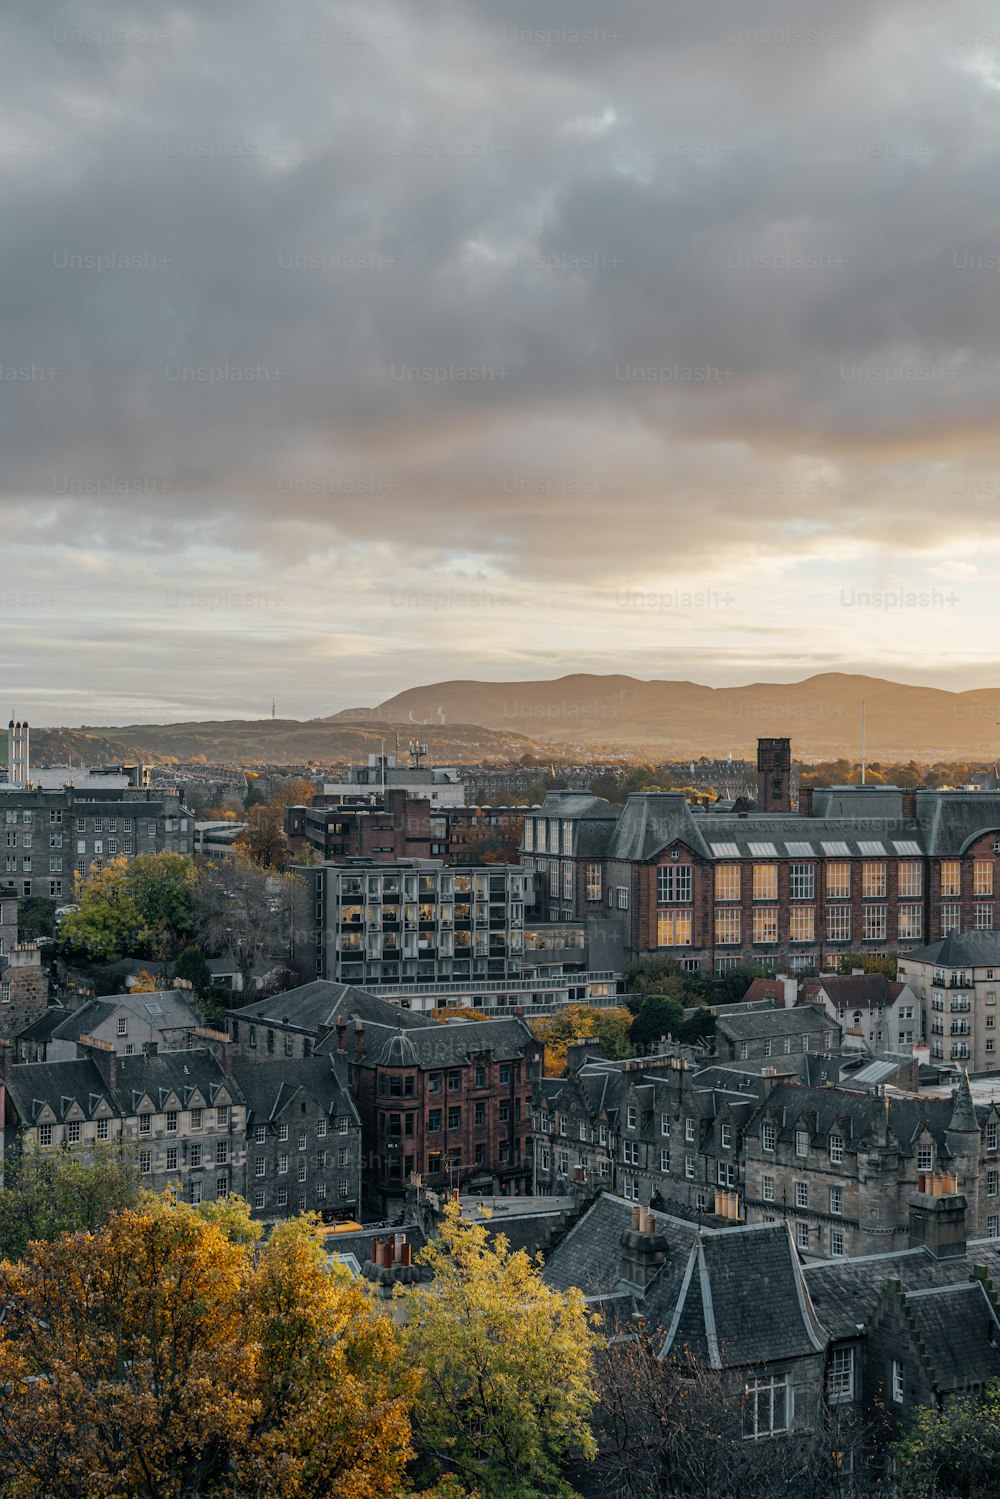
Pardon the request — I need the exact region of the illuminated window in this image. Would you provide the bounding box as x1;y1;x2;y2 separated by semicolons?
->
941;860;961;897
715;908;741;946
715;863;740;902
862;862;886;898
657;911;692;947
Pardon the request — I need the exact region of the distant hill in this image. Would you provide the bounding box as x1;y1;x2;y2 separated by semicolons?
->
20;672;1000;767
365;672;1000;760
21;719;536;769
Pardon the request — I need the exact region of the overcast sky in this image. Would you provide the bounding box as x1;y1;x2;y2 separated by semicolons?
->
5;0;1000;725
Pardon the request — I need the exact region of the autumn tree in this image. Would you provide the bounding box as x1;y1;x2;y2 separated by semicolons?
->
129;967;160;993
59;852;197;963
529;1004;634;1076
235;801;289;869
403;1200;599;1498
0;1197;417;1499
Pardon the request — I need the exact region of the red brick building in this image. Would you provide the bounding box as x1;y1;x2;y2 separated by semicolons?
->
523;784;1000;974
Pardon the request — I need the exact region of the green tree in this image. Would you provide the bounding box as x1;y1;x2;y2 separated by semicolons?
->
58;853;197;963
403;1200;598;1498
630;996;685;1050
836;951;898;979
16;896;56;941
173;942;214;999
0;1140;142;1261
893;1378;1000;1498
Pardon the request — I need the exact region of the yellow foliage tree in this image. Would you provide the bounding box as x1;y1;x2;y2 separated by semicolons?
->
0;1197;417;1499
528;1004;634;1076
402;1200;599;1498
129;968;160;993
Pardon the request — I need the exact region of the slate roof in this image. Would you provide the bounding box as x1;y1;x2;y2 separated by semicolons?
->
112;1048;239;1112
903;931;1000;969
325;1223;428;1264
231;1056;358;1127
330;1016;535;1070
745;1082;959;1157
716;1005;833;1042
232;979;436;1034
810;975;908;1011
37;990;202;1043
903;1281;1000;1391
803;1247;971;1340
3;1057;117;1123
662;1222;826;1369
542;1192;698;1307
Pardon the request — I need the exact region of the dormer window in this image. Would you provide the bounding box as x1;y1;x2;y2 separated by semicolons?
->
917;1142;934;1172
762;1122;777;1152
829;1134;843;1164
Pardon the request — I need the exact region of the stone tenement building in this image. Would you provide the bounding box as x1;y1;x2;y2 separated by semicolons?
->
291;859;526;988
0;896;46;1040
898;929;1000;1071
0;782;193;902
532;1052;1000;1254
228;980;542;1215
544;1187;1000;1454
0;1039;360;1221
16;987;203;1062
522;779;1000;973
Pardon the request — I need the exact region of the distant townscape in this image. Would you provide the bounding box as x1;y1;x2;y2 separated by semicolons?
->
2;711;1000;1494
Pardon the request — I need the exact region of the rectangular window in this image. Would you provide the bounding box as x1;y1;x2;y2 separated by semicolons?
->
190;1144;202;1168
165;1110;178;1134
585;864;601;902
862;862;886;898
976;903;995;931
715;908;741;946
824;905;851;944
720;1123;732;1150
278;1154;288;1175
216;1141;228;1166
684;1154;695;1179
795;1128;809;1157
752;864;778;902
795;1180;807;1208
898;904;923;940
863;905;887;942
139;1115;151;1136
830;1186;843;1215
827;1347;854;1403
831;1228;845;1256
987;1123;999;1152
796;1221;810;1252
975;861;994;897
715;863;740;902
67;1120;81;1145
941;860;961;898
216;1106;229;1129
255;1157;266;1178
762;1174;775;1202
941;902;962;934
898;861;923;898
829;1135;843;1164
660;1113;670;1137
826;862;851;899
97;1118;109;1140
987;1171;998;1197
743;1376;788;1440
762;1122;777;1152
657;865;692;904
139;1149;151;1175
789;906;814;943
752;908;778;945
657;910;692;947
892;1360;904;1403
789;863;815;901
39;1123;52;1147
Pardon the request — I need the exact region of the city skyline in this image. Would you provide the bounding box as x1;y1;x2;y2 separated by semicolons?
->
6;1;1000;722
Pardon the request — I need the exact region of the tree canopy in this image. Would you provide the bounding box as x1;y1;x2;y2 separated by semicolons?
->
403;1201;598;1498
528;1004;634;1075
59;852;197;963
0;1197;416;1499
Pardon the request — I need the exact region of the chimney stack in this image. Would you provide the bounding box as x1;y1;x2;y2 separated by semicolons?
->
336;1015;348;1052
907;1176;967;1259
354;1018;365;1059
798;785;814;817
620;1207;668;1287
79;1034;117;1094
901;788;918;821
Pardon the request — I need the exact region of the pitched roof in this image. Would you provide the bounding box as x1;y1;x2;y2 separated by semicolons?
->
3;1057;116;1123
329;1015;536;1070
903;1281;1000;1390
745;1082;957;1158
231;1056;358;1126
803;1247;969;1340
232;979;436;1034
542;1192;697;1306
903;931;1000;968
111;1048;240;1112
812;975;907;1010
716;1005;833;1042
